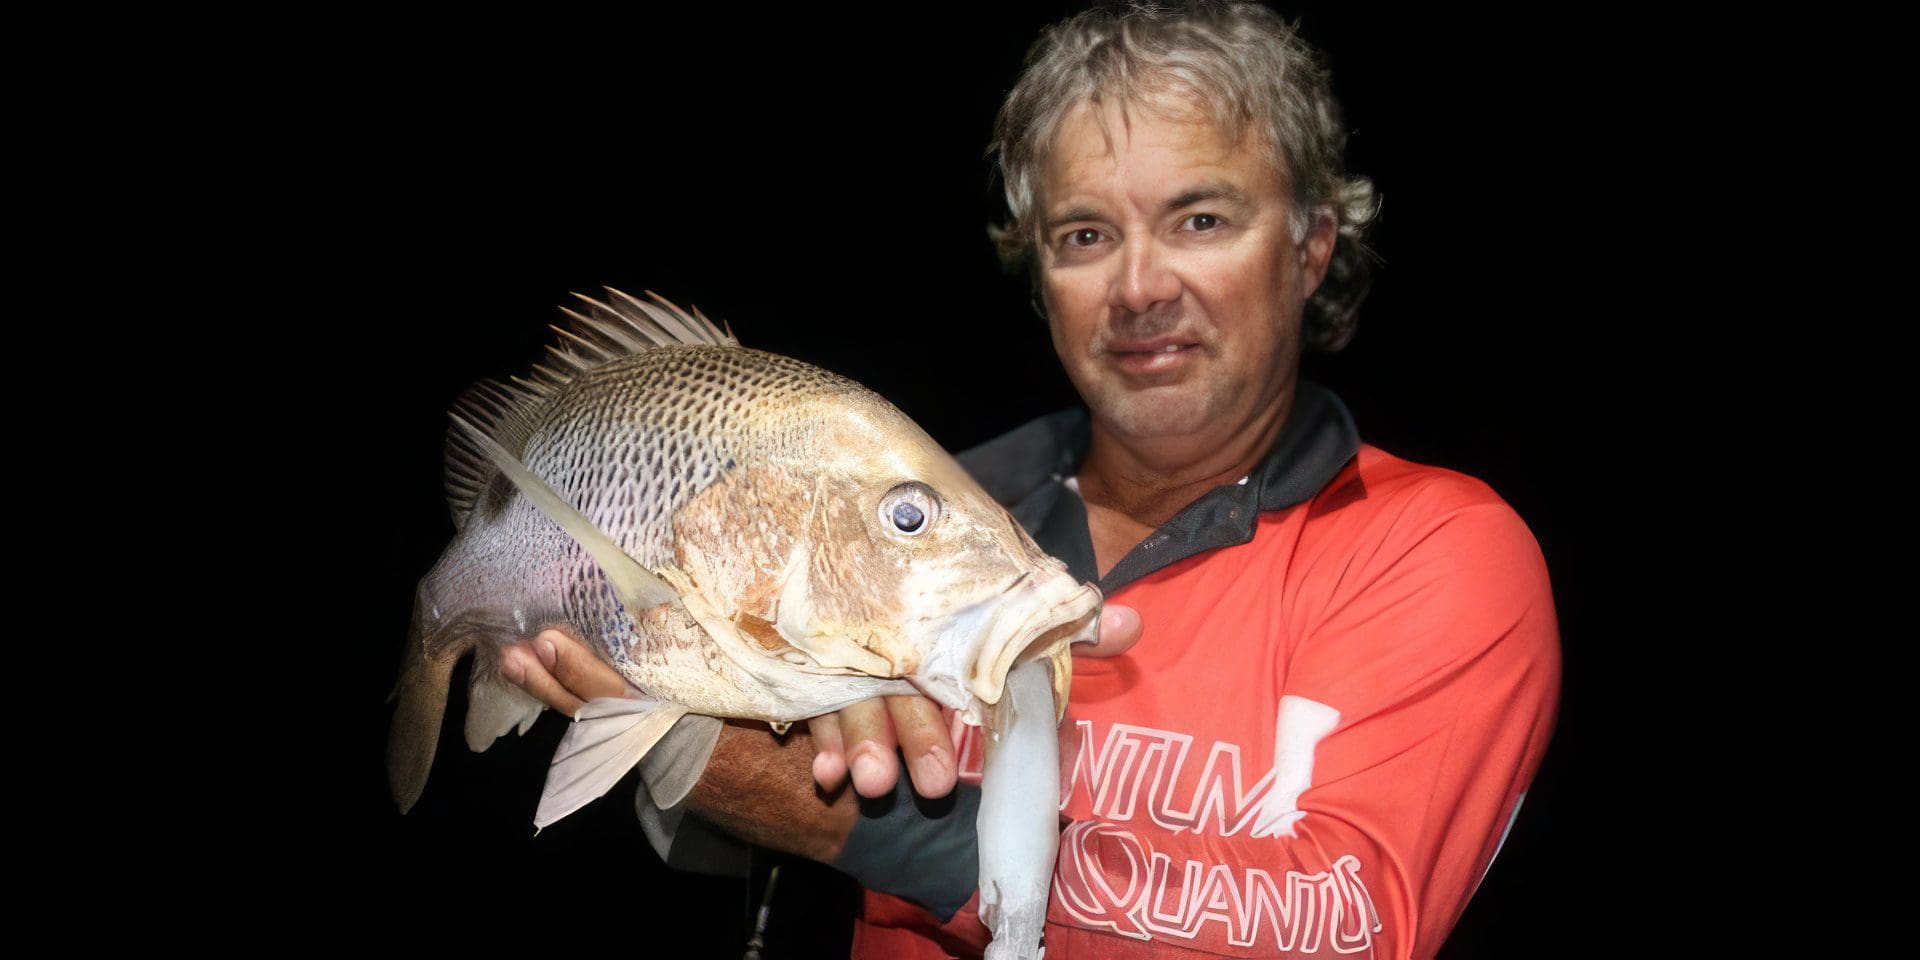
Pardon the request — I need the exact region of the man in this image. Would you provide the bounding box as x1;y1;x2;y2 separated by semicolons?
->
501;3;1559;957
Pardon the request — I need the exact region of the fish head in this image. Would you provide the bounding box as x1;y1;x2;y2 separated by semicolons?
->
748;390;1102;724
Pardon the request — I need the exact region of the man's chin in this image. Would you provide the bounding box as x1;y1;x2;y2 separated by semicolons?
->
1088;392;1215;440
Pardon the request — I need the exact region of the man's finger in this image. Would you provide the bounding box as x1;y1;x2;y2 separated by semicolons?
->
499;643;588;717
1079;604;1142;659
533;627;630;702
836;698;901;799
886;695;956;799
810;712;849;792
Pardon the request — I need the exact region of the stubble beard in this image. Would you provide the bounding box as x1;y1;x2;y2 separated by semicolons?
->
1077;308;1227;440
1077;363;1229;440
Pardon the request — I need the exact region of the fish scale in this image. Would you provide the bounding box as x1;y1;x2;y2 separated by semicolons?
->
523;347;873;697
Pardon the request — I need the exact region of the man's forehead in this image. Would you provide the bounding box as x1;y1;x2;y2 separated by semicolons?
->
1039;97;1280;208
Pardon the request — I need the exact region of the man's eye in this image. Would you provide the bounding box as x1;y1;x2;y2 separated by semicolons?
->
1067;228;1101;247
1184;213;1221;231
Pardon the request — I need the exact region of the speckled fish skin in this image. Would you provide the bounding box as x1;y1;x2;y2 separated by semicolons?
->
386;288;1101;820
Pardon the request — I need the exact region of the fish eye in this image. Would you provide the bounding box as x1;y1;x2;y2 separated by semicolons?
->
879;481;940;538
893;501;924;532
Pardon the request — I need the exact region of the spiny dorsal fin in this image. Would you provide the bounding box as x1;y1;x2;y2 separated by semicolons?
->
441;287;738;531
564;287;737;353
445;378;548;530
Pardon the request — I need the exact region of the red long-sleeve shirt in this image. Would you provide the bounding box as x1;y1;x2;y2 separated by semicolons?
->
854;442;1561;959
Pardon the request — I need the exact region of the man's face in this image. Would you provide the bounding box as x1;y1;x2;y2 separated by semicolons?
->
1035;98;1334;445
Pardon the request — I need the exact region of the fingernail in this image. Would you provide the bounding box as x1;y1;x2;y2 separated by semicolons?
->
536;635;558;668
500;648;526;685
812;752;841;790
912;751;952;792
851;753;885;792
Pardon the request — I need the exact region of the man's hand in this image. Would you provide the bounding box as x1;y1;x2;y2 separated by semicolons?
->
810;604;1142;800
498;626;628;717
500;604;1144;801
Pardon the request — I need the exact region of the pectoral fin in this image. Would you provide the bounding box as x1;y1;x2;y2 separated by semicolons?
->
641;714;725;809
533;696;691;830
449;412;679;613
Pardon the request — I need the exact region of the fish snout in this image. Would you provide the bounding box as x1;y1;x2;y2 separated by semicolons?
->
909;573;1102;725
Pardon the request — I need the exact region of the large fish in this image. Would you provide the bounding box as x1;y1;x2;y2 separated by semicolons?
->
388;288;1099;959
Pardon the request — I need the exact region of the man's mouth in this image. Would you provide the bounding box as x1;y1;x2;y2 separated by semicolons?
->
1106;336;1201;375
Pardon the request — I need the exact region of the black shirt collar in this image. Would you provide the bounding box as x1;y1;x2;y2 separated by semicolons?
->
956;380;1361;593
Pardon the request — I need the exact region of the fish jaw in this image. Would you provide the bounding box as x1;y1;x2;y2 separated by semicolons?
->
909;571;1102;726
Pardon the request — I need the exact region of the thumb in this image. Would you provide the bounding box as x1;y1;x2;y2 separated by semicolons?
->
500;628;633;717
1077;604;1141;659
535;627;633;703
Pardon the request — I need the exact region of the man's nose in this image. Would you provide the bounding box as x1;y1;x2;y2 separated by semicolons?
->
1111;235;1181;315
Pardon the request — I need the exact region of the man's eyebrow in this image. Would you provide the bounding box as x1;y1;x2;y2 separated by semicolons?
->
1163;182;1251;212
1042;206;1104;233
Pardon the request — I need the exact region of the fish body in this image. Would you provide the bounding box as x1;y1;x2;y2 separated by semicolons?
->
387;289;1097;956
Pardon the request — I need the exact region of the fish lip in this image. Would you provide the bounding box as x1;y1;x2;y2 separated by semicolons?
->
909;573;1102;721
968;582;1101;701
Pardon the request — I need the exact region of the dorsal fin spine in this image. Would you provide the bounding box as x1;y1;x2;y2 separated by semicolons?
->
441;288;740;532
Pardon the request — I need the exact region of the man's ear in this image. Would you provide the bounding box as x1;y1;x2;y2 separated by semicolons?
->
1299;206;1339;298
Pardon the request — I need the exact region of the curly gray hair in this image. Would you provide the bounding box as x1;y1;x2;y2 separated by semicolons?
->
991;0;1380;351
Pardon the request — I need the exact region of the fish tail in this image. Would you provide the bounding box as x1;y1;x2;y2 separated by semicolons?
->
385;581;475;814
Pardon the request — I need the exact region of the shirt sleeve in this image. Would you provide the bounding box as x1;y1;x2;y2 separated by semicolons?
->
832;777;983;919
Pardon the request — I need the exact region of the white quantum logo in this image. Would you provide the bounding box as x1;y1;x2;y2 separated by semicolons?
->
956;695;1380;952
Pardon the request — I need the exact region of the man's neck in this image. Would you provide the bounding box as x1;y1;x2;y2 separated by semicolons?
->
1075;385;1296;576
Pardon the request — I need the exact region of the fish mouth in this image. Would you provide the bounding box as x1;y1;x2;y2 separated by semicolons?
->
909;571;1102;725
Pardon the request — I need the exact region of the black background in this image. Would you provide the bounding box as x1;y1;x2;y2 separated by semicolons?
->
19;2;1749;954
